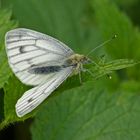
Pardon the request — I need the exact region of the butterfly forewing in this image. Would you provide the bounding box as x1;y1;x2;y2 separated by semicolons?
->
5;28;74;86
5;28;75;117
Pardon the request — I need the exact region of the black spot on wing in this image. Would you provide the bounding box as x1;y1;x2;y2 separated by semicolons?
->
28;98;34;103
19;46;25;53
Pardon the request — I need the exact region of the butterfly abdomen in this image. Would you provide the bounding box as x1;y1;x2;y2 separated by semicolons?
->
29;66;62;74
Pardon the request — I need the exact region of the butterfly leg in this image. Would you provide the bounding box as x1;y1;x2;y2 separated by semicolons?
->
79;71;82;84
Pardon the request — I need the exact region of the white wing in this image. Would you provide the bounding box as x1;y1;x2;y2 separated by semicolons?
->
16;67;73;117
5;28;74;86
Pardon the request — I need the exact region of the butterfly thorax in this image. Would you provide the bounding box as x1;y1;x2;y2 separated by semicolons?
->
66;54;91;75
67;54;90;65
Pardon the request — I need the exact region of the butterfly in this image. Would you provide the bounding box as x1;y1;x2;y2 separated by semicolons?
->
5;28;95;117
5;28;116;117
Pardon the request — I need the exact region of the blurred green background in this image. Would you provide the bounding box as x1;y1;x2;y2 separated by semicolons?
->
0;0;140;140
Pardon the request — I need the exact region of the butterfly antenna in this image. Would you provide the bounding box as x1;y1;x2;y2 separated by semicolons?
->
86;34;117;57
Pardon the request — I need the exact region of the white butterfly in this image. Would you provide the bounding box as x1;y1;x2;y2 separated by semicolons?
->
5;28;92;117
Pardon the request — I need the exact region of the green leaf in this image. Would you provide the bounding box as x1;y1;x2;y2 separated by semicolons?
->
31;81;140;140
0;9;17;88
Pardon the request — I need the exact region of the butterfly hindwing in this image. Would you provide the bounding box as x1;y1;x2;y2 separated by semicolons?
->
15;67;73;117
